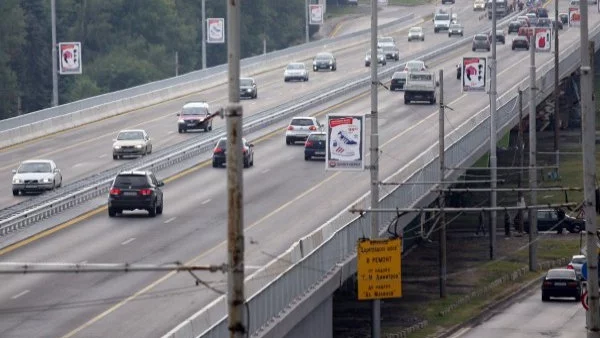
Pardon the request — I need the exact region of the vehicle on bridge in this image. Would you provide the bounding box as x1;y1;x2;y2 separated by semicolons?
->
433;10;452;33
108;170;164;217
284;62;309;82
473;0;486;11
514;208;585;233
487;0;510;19
365;49;387;67
472;33;491;51
312;52;337;72
407;26;425;42
403;71;438;105
240;77;258;99
508;20;523;34
177;101;213;133
541;268;581;301
112;129;153;159
448;23;464;37
511;35;530;50
212;137;255;168
488;29;506;44
390;71;408;91
304;132;326;161
12;159;62;196
286;116;324;145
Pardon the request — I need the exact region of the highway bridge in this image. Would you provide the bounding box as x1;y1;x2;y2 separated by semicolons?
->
0;0;596;337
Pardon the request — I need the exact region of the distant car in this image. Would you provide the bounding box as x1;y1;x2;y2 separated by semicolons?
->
526;13;539;26
304;132;326;160
567;255;586;279
284;62;309;82
541;268;581;302
488;29;505;44
559;13;569;24
408;27;425;41
552;19;563;30
404;60;427;72
472;33;491;51
377;36;396;48
240;77;257;99
448;24;464;37
286;116;323;145
473;0;486;11
537;7;549;18
451;13;458;24
513;208;585;233
569;0;580;7
212;137;255;168
107;170;164;217
312;52;337;71
442;0;455;4
511;36;530;50
381;45;400;60
537;18;552;27
112;129;153;159
12;159;62;196
347;0;358;5
390;71;408;91
177;101;213;132
517;16;531;26
508;20;522;34
365;49;387;67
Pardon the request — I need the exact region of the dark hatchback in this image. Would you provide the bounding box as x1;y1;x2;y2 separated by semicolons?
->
304;132;326;160
212;137;255;168
541;268;581;301
240;77;257;99
108;171;164;217
390;71;408;91
508;21;522;34
312;52;337;71
512;36;530;50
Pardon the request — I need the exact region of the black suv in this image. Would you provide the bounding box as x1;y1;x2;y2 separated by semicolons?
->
514;208;584;234
304;132;326;160
108;171;164;217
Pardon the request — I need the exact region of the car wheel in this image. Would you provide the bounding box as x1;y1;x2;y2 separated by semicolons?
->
108;207;117;217
404;98;410;104
305;76;309;81
449;34;451;37
421;38;424;42
575;293;581;302
212;161;219;168
541;293;549;301
472;47;475;51
305;155;310;161
284;78;288;82
569;224;582;233
250;155;254;166
113;155;118;160
254;92;258;99
12;189;18;196
244;158;249;168
512;46;515;50
157;201;163;215
286;138;292;145
148;146;152;154
148;202;157;217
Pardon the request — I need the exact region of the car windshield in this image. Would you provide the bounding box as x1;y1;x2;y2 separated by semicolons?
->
291;118;315;126
308;133;326;141
547;269;576;279
117;131;144;140
392;72;407;79
315;54;332;60
409;28;421;33
240;79;253;86
435;14;450;20
113;175;149;188
18;162;52;173
572;257;586;264
450;24;461;29
378;37;393;43
182;107;208;116
287;64;304;70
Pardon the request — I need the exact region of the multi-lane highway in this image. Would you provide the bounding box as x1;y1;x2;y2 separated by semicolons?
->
0;0;595;337
452;288;586;338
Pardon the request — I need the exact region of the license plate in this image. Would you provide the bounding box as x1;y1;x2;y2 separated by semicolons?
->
554;282;566;286
123;191;138;196
315;152;325;155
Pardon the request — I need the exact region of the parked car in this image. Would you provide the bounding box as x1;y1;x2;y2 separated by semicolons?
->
12;159;62;196
177;101;213;132
286;116;323;145
365;49;387;67
488;29;506;44
408;27;425;41
541;268;581;301
390;71;408;91
508;20;523;34
112;129;153;159
567;255;586;279
107;170;164;217
312;52;337;72
240;77;257;99
448;23;464;37
284;62;309;82
212;137;255;168
512;36;530;50
472;33;491;51
304;132;326;160
513;208;585;233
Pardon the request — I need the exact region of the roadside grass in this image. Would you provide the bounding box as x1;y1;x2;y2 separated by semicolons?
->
388;0;436;5
512;237;582;260
325;5;367;18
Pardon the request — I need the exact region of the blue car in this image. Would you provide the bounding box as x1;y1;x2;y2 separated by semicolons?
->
304;132;326;161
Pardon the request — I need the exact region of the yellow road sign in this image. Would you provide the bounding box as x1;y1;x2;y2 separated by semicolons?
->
357;238;402;300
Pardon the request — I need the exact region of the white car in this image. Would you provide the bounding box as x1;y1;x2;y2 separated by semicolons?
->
284;62;309;82
407;27;425;41
377;36;396;48
285;116;323;145
404;60;427;72
567;255;586;279
12;159;62;196
112;129;153;159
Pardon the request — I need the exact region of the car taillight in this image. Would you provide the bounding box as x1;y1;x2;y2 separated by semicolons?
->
567;281;579;287
214;147;224;153
567;264;574;270
287;125;294;131
109;188;121;195
139;189;152;196
309;125;317;131
305;141;314;147
243;148;247;154
543;281;552;286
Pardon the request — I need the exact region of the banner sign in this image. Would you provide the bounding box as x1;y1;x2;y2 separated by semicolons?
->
58;42;82;75
207;18;225;43
326;114;366;171
569;7;580;26
357;238;402;300
309;4;324;25
462;57;486;92
534;28;551;52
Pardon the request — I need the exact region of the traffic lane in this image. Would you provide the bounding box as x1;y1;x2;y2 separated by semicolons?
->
0;21;561;337
0;11;459;207
455;289;585;338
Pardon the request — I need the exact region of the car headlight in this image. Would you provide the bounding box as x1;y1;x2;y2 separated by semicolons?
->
13;178;22;184
135;144;143;149
246;88;252;92
178;120;185;124
114;145;121;149
42;178;51;183
312;61;316;65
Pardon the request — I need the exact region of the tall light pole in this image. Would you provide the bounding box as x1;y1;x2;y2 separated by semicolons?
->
226;0;245;337
553;0;560;172
51;0;58;107
201;0;207;69
489;0;498;260
528;30;537;272
305;0;310;43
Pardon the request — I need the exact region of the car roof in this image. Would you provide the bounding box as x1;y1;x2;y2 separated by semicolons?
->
291;116;316;121
22;159;54;164
118;129;146;133
117;170;150;176
288;62;304;66
572;255;586;259
183;101;209;108
392;71;408;77
316;52;333;57
546;268;577;278
240;77;254;81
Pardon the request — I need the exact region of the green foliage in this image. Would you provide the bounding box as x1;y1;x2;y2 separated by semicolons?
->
0;0;322;118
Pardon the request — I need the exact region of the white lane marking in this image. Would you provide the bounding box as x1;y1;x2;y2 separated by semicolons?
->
167;131;175;134
201;199;211;205
245;265;262;270
261;169;270;174
73;163;84;168
121;238;136;245
79;260;87;264
11;290;30;300
543;195;553;199
98;154;107;159
164;217;177;224
447;327;471;338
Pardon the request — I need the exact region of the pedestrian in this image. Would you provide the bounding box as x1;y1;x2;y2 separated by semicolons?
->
476;210;486;235
504;211;511;237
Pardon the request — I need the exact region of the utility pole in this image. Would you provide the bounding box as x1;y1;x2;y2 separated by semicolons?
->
305;0;310;43
51;0;58;107
581;0;600;330
370;0;380;335
553;0;560;179
201;0;207;69
226;0;245;337
175;51;179;76
518;90;525;234
489;0;498;260
528;34;537;272
438;69;447;298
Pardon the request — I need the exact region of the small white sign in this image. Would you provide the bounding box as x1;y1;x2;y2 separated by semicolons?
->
535;28;551;52
309;4;323;25
569;7;580;26
58;42;82;75
462;57;486;92
207;18;225;43
326;114;366;171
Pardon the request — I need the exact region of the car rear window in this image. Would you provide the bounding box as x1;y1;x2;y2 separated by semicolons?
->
475;35;487;41
392;72;407;79
291;118;315;126
572;257;586;264
182;107;208;116
547;269;576;280
216;139;227;149
308;133;326;141
114;175;149;188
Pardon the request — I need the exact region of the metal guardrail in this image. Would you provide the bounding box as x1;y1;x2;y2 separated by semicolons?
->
161;10;530;338
0;14;417;134
0;12;509;239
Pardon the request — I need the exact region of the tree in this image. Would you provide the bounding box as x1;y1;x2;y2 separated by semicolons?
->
0;0;25;118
